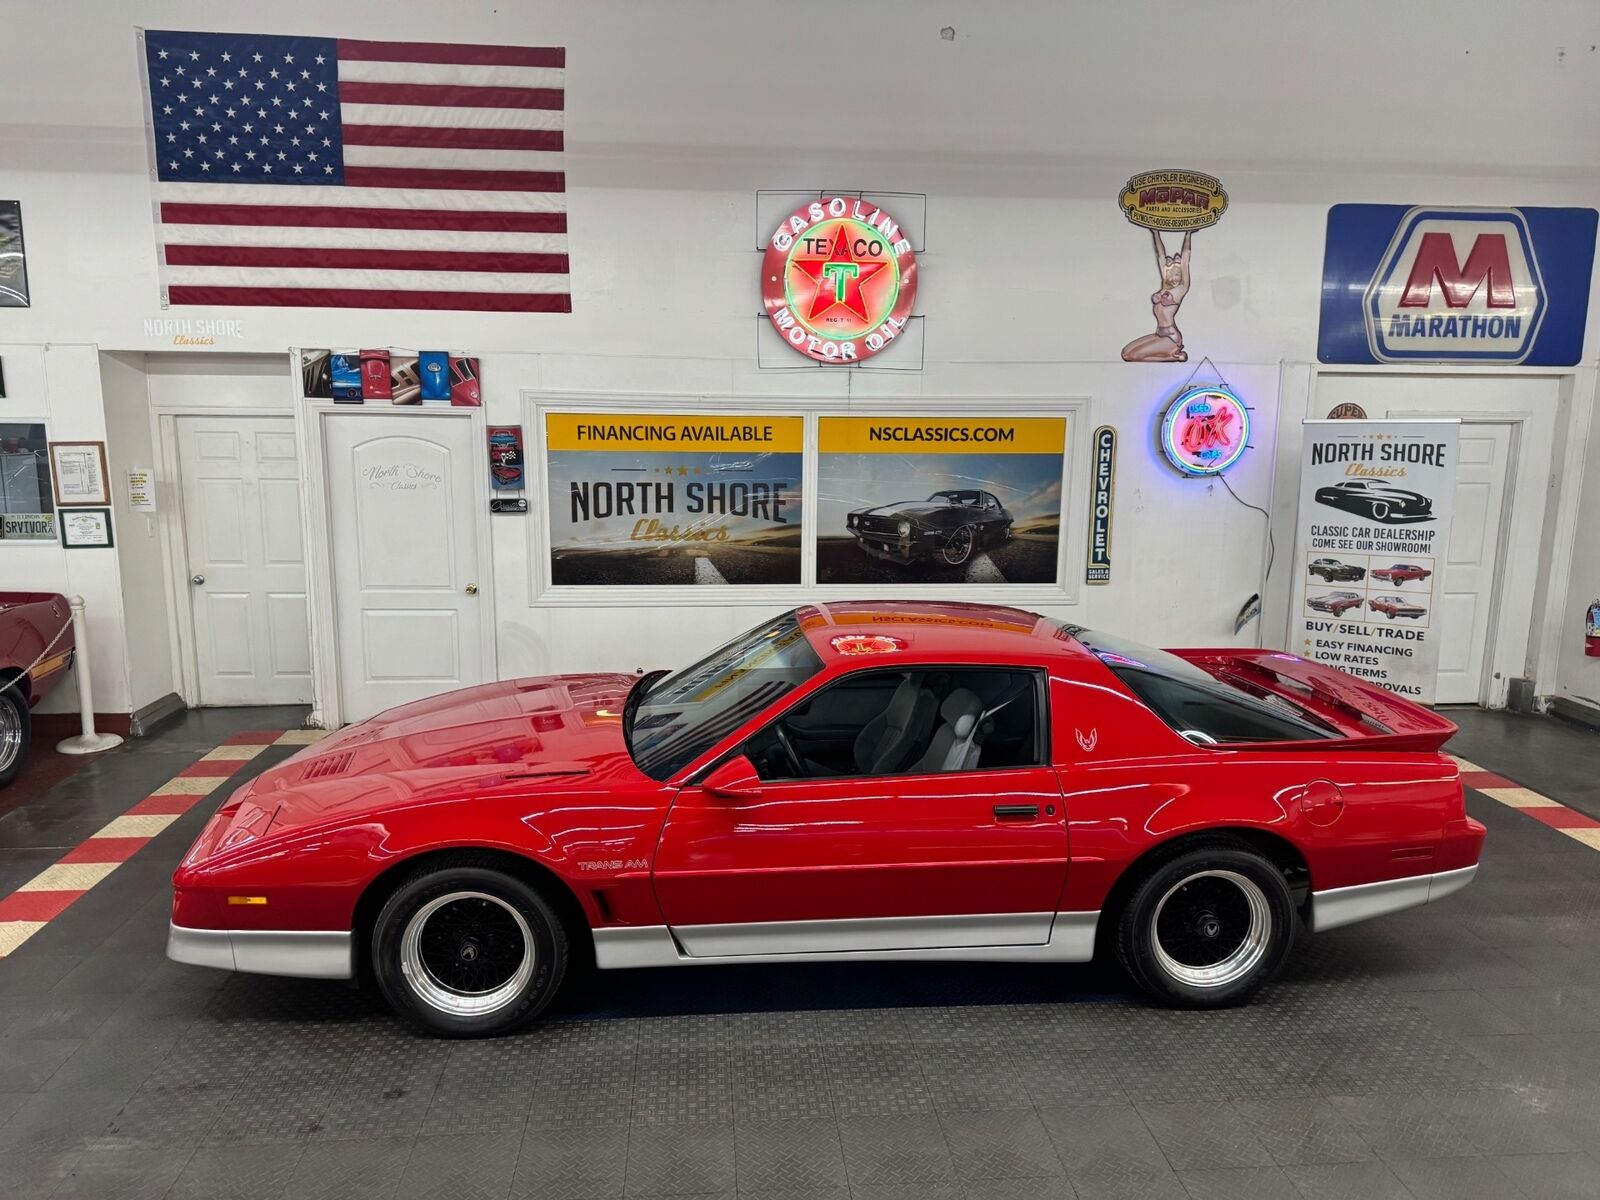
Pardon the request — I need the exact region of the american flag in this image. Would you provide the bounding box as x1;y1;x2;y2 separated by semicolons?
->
140;29;569;312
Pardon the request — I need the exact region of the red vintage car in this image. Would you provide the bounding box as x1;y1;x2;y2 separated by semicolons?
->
1370;563;1432;586
0;592;75;787
1306;591;1364;617
1370;595;1428;620
169;602;1483;1036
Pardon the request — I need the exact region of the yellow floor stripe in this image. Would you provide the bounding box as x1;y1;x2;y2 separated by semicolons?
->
1562;828;1600;850
1451;755;1484;772
1480;787;1563;809
151;776;224;796
202;744;267;762
275;729;330;745
17;863;119;892
94;813;180;839
0;921;47;957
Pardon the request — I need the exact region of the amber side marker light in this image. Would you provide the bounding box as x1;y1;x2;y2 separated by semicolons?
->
830;634;907;655
227;896;269;906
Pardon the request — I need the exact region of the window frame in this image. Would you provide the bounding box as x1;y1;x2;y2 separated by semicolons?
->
726;662;1053;786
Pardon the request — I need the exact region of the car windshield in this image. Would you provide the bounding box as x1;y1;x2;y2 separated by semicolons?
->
929;490;982;506
626;611;824;781
1062;626;1336;743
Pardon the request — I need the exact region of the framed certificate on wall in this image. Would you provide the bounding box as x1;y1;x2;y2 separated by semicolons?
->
49;441;110;506
59;506;113;549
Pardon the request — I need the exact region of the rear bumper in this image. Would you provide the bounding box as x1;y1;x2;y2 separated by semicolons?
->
1307;864;1477;933
167;923;353;980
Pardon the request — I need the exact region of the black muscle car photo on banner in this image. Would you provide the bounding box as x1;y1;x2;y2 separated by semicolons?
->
816;416;1066;585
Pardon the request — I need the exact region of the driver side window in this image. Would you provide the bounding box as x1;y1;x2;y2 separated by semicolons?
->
744;667;1044;782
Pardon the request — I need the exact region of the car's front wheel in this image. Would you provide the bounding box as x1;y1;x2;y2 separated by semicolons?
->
1369;500;1390;521
0;683;30;789
1115;843;1295;1008
372;860;568;1037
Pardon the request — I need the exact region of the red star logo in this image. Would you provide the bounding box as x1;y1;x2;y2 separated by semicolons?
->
791;225;889;324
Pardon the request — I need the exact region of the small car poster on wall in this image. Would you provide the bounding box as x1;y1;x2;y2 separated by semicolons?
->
1291;419;1458;703
816;416;1067;584
0;201;29;308
544;413;803;586
488;425;525;490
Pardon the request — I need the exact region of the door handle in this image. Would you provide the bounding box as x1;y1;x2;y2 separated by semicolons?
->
993;804;1039;821
464;583;478;595
191;574;205;585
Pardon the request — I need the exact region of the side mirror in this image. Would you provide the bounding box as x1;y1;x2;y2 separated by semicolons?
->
700;755;762;800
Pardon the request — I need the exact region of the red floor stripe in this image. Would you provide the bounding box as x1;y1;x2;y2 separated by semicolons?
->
1521;806;1600;831
179;759;247;777
59;838;150;864
0;889;86;923
1460;770;1518;790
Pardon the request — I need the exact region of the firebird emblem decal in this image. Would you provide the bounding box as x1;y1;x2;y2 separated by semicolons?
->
1076;727;1098;753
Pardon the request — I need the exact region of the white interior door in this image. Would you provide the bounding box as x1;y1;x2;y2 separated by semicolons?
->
324;412;487;722
1434;423;1514;704
177;416;313;706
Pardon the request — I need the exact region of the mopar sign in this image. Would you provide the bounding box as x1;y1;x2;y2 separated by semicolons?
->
1319;204;1596;366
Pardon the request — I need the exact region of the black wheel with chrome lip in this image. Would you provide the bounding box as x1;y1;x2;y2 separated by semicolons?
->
0;683;30;788
941;525;976;566
372;860;568;1037
1115;842;1295;1008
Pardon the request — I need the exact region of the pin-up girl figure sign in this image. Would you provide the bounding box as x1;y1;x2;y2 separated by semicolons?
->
1117;171;1228;364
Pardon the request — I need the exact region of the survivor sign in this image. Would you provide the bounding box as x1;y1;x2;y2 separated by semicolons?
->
1291;419;1458;703
817;416;1066;585
545;413;803;586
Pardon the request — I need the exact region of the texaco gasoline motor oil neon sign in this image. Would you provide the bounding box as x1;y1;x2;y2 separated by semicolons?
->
762;196;919;364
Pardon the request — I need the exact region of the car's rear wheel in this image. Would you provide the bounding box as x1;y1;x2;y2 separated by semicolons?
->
1115;843;1295;1008
942;525;976;565
372;861;568;1037
0;684;30;789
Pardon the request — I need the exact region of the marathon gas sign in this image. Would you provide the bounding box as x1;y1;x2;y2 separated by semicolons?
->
1318;205;1596;366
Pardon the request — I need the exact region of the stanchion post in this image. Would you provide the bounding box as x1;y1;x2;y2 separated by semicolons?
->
56;595;125;756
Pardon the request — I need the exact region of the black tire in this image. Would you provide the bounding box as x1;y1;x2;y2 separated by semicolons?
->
371;859;568;1037
942;524;977;566
0;684;31;789
1114;842;1295;1008
1369;500;1390;521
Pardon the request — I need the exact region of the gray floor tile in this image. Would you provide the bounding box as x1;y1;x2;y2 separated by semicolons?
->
838;1115;956;1185
1388;1155;1528;1199
1492;1151;1600;1200
734;1118;845;1190
47;1145;193;1200
1229;1097;1373;1166
1176;1165;1298;1200
1281;1159;1411;1199
281;1137;411;1200
624;1122;734;1195
396;1132;518;1200
1066;1171;1187;1199
939;1110;1063;1181
1037;1105;1167;1177
1136;1101;1274;1170
166;1142;307;1200
515;1125;628;1198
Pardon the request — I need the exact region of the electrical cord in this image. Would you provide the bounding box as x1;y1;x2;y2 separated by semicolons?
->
1220;472;1275;585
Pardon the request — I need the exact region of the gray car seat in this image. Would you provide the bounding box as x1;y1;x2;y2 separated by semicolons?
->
849;675;938;775
907;688;987;774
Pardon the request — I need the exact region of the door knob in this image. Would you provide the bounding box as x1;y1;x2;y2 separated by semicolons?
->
465;583;478;595
191;574;205;585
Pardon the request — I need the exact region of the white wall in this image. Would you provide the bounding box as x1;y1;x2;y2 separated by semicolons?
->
0;344;132;714
99;350;176;711
2;1;1598;708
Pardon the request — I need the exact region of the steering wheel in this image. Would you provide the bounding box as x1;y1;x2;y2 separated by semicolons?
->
771;722;805;778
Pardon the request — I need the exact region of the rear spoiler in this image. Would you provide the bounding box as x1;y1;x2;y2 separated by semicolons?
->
1167;648;1458;752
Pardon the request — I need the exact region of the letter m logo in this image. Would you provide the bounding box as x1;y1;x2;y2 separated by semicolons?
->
1364;208;1545;363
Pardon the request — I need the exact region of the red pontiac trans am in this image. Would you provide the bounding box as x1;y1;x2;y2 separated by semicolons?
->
1369;563;1432;586
169;602;1483;1037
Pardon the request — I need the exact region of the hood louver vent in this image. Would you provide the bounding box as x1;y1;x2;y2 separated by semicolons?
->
302;751;355;780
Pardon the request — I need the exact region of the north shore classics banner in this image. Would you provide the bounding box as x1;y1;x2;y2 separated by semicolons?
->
1292;419;1459;703
816;416;1067;585
545;414;803;586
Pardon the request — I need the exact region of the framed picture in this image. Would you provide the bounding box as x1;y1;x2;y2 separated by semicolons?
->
49;441;110;506
59;506;113;549
0;422;56;542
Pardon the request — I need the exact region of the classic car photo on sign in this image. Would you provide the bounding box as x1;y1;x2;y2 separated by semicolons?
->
167;601;1483;1038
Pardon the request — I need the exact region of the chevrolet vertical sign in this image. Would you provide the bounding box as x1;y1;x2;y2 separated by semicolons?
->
1086;426;1116;584
1318;205;1596;365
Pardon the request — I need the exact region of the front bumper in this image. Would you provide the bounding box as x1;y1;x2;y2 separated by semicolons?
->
167;923;353;979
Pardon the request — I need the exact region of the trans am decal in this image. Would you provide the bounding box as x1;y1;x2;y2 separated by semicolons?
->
816;416;1066;586
1317;205;1597;365
544;414;803;586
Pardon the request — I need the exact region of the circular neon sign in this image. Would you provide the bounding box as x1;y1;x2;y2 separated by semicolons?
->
1160;385;1250;476
761;196;919;364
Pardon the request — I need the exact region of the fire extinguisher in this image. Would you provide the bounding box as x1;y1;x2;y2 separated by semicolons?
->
1588;600;1600;658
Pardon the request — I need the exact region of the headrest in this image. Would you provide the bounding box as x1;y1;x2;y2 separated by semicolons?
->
939;688;982;739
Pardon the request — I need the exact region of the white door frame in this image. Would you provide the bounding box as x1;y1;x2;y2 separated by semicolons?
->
300;400;498;730
1303;367;1563;709
154;404;297;709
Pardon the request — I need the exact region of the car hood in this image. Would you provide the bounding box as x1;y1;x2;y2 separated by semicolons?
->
857;501;958;519
1332;485;1425;500
231;673;650;837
